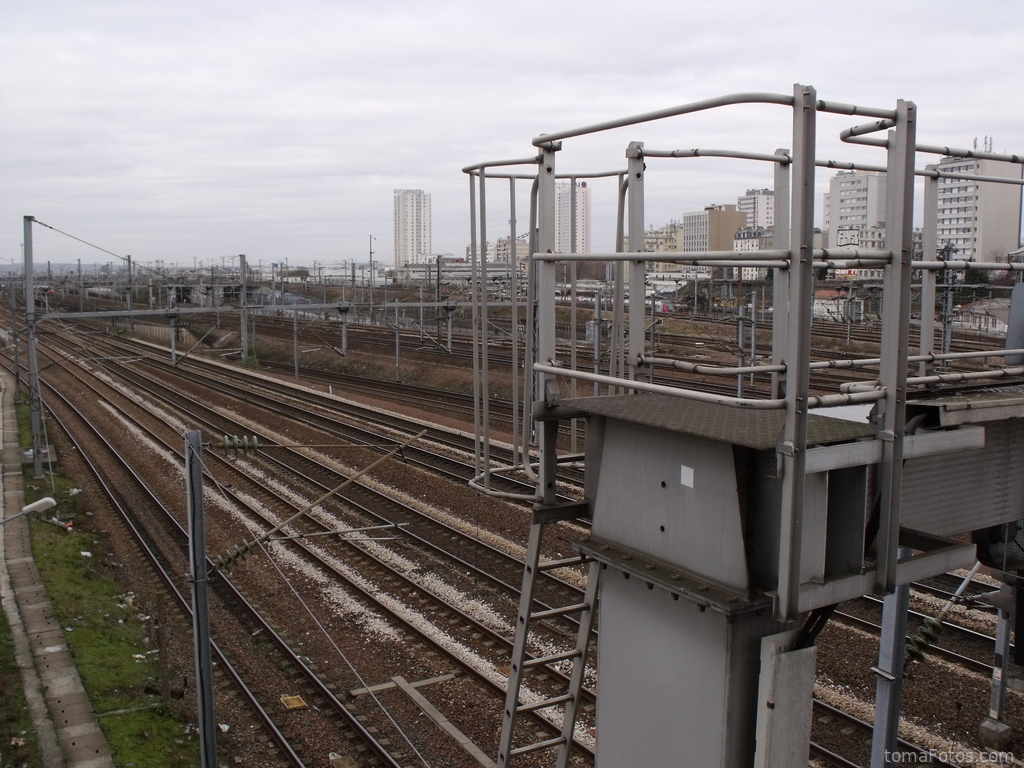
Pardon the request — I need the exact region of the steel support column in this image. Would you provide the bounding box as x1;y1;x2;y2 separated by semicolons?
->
626;142;646;384
918;170;938;377
876;101;917;594
509;178;523;467
771;149;791;399
776;85;816;621
469;172;482;477
536;146;560;508
980;585;1012;749
869;566;910;767
479;169;491;486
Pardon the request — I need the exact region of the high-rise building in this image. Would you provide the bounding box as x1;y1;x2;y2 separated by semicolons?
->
555;181;591;254
935;156;1023;261
680;204;748;252
823;170;887;246
393;189;432;268
736;188;774;229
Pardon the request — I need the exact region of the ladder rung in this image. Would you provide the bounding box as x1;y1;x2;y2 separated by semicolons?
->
530;602;590;621
510;735;567;757
517;693;574;714
522;649;582;669
537;555;588;572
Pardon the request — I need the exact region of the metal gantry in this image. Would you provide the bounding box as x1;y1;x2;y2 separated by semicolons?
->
464;85;1024;767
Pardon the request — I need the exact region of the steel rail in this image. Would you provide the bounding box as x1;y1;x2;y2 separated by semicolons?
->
29;359;406;768
812;699;960;767
38;333;598;763
41;328;591;642
30;374;309;768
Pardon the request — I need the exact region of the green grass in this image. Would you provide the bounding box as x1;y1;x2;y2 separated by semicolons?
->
11;394;199;765
28;513;198;766
0;602;43;768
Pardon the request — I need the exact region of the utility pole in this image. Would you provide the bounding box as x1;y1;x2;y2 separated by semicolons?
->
185;431;218;768
940;241;957;357
23;216;43;479
293;308;300;380
126;254;133;331
369;235;375;322
239;255;248;364
9;278;20;403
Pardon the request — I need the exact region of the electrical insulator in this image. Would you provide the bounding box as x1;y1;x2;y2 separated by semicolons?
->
221;435;260;454
905;616;942;664
215;538;257;569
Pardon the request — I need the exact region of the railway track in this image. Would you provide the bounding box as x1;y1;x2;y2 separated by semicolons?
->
31;364;402;767
6;313;1017;767
15;330;602;765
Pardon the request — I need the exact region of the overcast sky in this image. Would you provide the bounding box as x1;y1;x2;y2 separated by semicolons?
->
2;0;1022;270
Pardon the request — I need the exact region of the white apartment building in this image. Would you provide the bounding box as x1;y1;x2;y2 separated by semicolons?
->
824;171;887;247
737;188;774;229
490;236;531;266
643;221;682;273
555;181;591;254
935;156;1023;261
393;189;432;268
732;226;774;280
644;220;681;253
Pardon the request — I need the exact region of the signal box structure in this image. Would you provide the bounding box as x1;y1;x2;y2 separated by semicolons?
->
462;85;1024;767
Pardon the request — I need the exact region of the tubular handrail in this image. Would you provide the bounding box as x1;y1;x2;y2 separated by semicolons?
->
930;169;1024;184
468;472;540;503
533;362;786;409
532;247;892;263
912;260;1024;271
531;92;797;147
643;148;792;164
907;367;1024;386
839;118;897;141
533;249;790;262
809;390;886;408
839;127;1024;165
639;355;786;376
463;167;629;181
911;349;1024;363
814;99;898;119
912;143;1024;164
817;159;1024;185
461;156;542;174
637;348;1024;382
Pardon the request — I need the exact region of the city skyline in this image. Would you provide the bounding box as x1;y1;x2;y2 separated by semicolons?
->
2;1;1022;267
